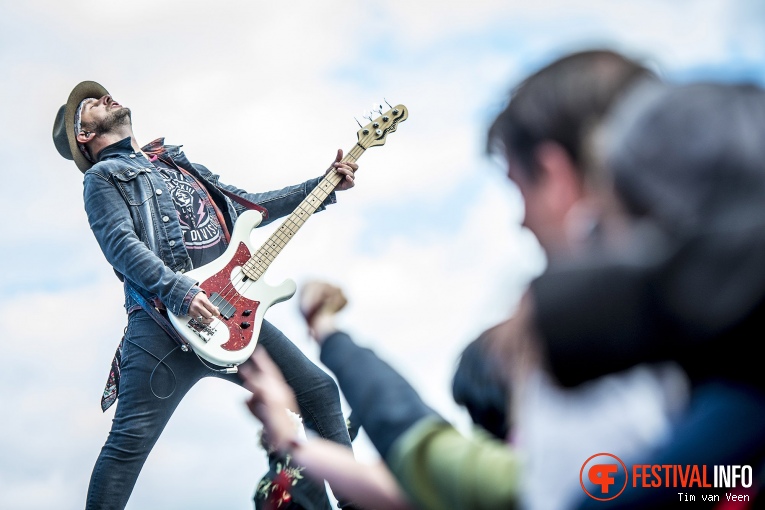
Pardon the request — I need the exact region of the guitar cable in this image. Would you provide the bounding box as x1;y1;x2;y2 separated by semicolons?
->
124;338;180;399
192;350;239;374
125;337;238;401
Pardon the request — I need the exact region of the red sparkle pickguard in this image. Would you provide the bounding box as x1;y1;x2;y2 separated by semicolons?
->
199;242;260;352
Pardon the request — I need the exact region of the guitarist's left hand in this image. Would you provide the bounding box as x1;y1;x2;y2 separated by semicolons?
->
327;148;358;191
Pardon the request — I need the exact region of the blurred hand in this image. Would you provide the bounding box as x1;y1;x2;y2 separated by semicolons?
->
239;347;301;453
299;281;348;344
326;148;358;191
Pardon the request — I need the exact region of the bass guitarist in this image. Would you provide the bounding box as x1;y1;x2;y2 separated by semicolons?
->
52;80;359;510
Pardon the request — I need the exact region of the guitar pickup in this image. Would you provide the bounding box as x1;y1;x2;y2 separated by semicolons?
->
209;292;236;319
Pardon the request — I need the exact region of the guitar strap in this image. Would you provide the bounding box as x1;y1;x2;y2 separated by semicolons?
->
155;153;269;223
211;182;270;219
125;281;191;351
141;137;270;220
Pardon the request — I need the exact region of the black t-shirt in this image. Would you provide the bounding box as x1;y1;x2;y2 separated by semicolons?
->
154;162;228;268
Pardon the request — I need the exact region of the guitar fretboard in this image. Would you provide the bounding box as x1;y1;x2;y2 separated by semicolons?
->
240;147;364;280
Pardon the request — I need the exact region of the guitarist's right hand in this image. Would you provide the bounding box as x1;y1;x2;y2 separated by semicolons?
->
189;290;220;324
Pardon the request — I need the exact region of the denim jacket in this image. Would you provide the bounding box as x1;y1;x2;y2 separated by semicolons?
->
83;137;336;317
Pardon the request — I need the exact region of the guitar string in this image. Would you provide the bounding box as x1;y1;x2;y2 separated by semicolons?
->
194;172;329;300
195;168;347;337
210;166;350;313
210;151;363;310
190;140;369;342
211;166;348;309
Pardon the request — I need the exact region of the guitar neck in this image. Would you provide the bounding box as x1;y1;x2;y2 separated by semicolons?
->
241;146;365;280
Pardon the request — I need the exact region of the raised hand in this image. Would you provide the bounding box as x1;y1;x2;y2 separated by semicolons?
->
299;281;348;343
326;148;358;191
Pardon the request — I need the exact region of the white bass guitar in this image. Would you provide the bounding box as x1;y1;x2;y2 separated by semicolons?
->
167;104;408;368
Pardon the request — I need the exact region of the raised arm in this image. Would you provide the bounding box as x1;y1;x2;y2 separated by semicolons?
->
239;348;413;510
297;281;522;510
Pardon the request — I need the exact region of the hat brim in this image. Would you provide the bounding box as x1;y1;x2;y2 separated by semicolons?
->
63;81;109;172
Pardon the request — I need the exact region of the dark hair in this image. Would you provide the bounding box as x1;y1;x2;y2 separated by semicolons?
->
601;81;765;234
487;49;658;182
452;331;509;440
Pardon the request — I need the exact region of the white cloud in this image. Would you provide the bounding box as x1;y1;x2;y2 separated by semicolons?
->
1;1;763;508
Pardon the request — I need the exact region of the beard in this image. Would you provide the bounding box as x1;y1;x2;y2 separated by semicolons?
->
93;107;132;135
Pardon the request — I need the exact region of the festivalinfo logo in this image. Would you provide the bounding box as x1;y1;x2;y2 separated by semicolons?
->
580;453;754;503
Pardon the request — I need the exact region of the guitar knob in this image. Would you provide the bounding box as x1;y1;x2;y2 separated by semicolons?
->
242;310;252;316
240;322;251;329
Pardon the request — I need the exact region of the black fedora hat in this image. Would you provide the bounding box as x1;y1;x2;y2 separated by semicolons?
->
52;80;109;173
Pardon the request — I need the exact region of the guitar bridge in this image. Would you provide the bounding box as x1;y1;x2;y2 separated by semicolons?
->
187;317;215;342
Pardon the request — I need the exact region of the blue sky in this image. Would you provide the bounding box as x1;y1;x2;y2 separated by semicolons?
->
1;1;764;509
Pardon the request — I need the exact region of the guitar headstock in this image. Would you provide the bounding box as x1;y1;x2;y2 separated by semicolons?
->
356;103;408;149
